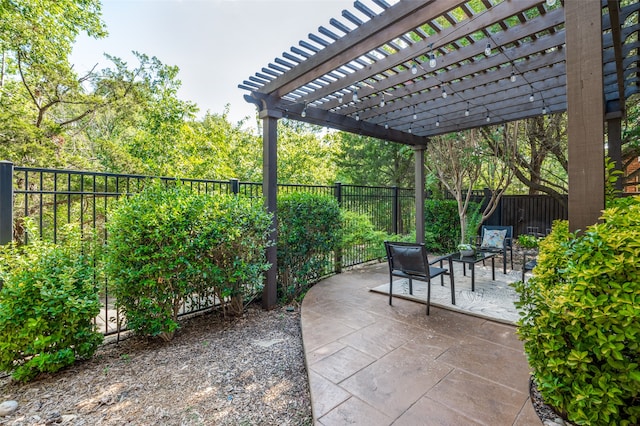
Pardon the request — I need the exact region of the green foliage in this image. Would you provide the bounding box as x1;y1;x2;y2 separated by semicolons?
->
424;199;480;253
514;202;640;425
605;156;624;206
517;234;540;249
0;220;103;381
332;132;414;187
340;210;389;261
105;184;271;340
277;193;342;301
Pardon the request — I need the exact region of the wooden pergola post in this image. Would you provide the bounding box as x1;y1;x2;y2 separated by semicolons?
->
414;145;426;244
566;0;605;233
260;110;280;310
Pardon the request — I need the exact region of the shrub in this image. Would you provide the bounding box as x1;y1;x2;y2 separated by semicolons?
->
514;200;640;425
106;184;271;340
340;210;388;261
424;199;480;253
277;192;341;301
0;220;103;381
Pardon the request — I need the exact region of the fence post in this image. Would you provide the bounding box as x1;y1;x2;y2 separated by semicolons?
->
334;182;342;273
230;178;240;195
0;161;13;245
392;186;399;235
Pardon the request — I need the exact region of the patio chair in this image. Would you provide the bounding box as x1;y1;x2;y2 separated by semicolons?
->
473;225;514;274
384;241;453;315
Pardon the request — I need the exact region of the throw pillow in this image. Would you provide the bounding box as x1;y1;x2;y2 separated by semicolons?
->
480;229;507;249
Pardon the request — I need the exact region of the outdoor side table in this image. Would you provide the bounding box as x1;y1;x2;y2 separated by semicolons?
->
450;251;496;291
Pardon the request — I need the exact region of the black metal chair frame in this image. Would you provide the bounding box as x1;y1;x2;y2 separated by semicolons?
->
384;241;454;315
473;225;514;274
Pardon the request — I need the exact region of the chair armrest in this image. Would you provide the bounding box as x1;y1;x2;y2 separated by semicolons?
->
504;236;512;249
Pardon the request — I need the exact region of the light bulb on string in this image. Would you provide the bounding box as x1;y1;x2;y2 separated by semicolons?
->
465;102;470;117
510;70;516;83
380;95;385;108
542;105;547;115
385;123;389;129
355;113;360;121
442;87;447;99
485;43;492;56
352;89;358;102
435;117;440;127
408;127;412;134
429;53;436;68
411;61;418;75
529;92;535;102
486;114;491;123
338;95;343;104
301;103;307;118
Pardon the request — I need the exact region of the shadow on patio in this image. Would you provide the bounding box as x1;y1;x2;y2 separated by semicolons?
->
300;262;541;425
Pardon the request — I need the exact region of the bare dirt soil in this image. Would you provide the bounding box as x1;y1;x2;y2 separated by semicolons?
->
0;305;312;426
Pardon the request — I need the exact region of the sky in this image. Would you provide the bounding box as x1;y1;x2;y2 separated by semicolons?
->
70;0;358;125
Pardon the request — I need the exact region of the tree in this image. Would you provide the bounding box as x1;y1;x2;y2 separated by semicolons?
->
484;114;568;204
0;0;107;167
426;126;514;244
332;132;414;187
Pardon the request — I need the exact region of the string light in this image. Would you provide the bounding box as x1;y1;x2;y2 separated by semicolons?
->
486;114;491;123
485;42;492;56
510;69;517;83
355;113;360;121
380;94;385;107
411;61;418;75
436;116;440;127
301;103;307;118
385;123;389;129
428;43;437;68
542;105;547;115
529;91;535;102
338;95;343;104
352;89;358;102
465;102;470;117
408;126;412;134
442;86;447;99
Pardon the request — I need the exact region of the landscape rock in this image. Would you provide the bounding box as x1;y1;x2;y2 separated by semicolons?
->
0;400;18;416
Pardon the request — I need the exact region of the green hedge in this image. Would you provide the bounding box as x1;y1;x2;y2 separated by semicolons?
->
0;221;103;381
424;199;481;253
514;198;640;425
277;192;342;301
106;184;271;340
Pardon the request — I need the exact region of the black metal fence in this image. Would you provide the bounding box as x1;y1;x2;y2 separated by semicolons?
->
0;163;415;336
0;162;568;336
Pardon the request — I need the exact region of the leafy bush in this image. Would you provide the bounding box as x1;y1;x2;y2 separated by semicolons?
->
0;220;103;381
277;192;341;301
424;199;480;253
514;200;640;425
517;234;539;249
340;210;388;261
106;184;271;340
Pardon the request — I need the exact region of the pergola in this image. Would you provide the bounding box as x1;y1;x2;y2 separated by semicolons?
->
239;0;640;308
